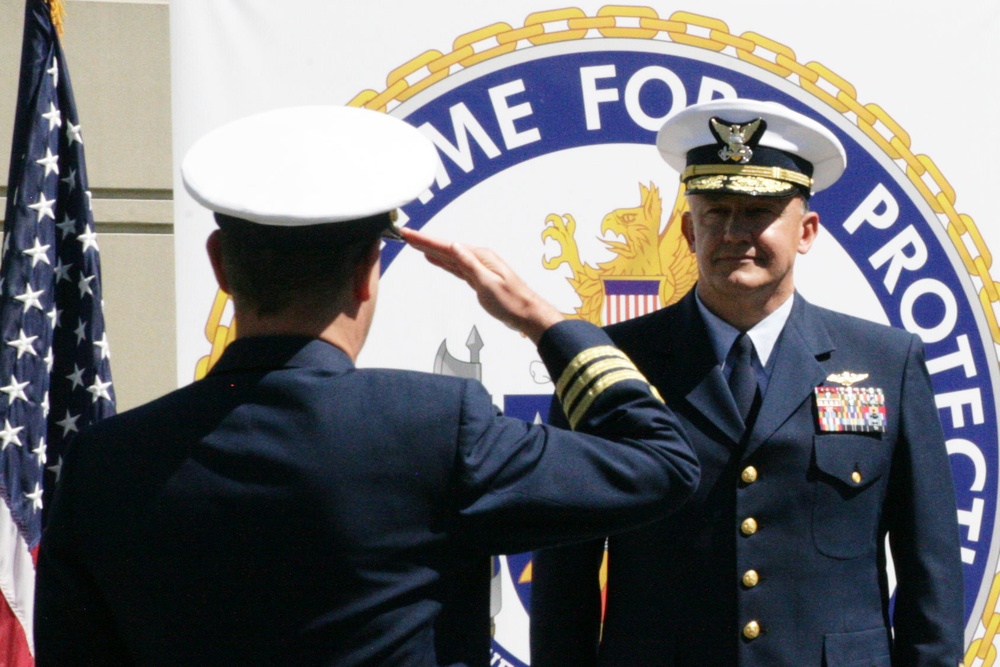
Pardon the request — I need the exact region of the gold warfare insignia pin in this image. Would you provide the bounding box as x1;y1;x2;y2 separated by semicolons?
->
815;385;887;433
826;371;869;387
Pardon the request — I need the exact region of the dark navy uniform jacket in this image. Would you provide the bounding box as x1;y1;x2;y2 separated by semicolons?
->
34;321;698;666
531;292;964;666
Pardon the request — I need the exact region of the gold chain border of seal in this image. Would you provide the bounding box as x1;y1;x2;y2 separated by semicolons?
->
198;8;1000;379
194;10;997;658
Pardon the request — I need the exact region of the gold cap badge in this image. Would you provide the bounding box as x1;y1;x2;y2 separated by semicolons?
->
710;117;763;164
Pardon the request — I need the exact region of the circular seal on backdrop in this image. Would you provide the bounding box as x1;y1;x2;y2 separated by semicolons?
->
197;8;999;665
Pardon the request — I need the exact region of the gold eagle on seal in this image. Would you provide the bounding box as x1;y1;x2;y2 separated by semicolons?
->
541;182;698;325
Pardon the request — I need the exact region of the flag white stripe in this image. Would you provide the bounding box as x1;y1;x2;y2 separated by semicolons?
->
0;501;35;655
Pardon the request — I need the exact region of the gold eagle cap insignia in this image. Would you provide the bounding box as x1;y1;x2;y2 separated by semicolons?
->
710;117;763;164
826;372;870;387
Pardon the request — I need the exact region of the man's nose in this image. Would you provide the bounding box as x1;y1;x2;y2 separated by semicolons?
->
720;215;751;241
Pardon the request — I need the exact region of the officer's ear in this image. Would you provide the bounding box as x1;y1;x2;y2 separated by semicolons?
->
352;238;381;303
206;230;231;294
797;208;820;256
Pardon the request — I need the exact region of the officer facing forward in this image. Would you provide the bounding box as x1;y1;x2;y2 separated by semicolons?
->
530;99;965;666
33;106;700;666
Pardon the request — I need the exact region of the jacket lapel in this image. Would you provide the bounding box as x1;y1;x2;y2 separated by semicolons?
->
685;364;746;447
654;292;746;446
742;295;833;459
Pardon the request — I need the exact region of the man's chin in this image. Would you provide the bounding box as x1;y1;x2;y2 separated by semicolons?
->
713;270;769;292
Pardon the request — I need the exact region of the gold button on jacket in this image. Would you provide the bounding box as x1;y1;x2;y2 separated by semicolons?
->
741;517;758;535
741;466;758;484
742;570;759;587
743;621;760;639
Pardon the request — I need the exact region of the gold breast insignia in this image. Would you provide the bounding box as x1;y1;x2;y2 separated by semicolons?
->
826;371;870;387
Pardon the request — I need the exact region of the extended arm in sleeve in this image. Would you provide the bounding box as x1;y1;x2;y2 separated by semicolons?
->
454;320;698;555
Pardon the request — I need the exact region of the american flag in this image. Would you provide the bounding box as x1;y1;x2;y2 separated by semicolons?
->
1;1;115;662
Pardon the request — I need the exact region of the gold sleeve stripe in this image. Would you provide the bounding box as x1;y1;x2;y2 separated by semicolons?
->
567;369;652;429
560;356;638;411
555;346;629;397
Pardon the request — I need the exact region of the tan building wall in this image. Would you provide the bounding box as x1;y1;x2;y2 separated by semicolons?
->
0;0;176;412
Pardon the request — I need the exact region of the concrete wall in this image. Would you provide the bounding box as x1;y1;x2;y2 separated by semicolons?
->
1;0;175;411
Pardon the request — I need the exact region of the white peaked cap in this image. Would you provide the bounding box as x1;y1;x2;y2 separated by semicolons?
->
181;105;438;225
657;98;846;195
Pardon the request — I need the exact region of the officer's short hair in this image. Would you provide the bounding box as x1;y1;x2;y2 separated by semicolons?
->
214;213;385;318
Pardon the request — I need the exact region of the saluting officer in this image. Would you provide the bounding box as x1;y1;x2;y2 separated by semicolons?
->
33;105;700;666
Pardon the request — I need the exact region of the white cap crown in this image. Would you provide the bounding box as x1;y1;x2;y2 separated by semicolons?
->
182;105;438;226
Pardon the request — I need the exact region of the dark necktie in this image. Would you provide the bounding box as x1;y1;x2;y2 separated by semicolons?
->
728;333;758;427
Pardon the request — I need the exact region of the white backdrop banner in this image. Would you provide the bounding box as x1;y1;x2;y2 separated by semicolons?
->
170;3;1000;663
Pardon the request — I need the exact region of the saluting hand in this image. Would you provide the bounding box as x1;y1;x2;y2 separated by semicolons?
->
400;227;564;344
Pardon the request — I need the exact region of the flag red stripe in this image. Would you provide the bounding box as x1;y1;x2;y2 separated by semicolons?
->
0;597;33;667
